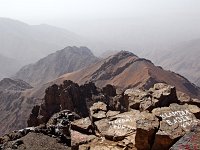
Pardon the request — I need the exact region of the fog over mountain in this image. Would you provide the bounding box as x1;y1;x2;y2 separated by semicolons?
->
0;17;84;63
1;0;200;55
0;0;200;84
0;54;22;79
1;1;200;148
149;39;200;86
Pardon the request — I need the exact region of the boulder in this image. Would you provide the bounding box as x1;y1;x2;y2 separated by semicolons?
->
152;103;200;150
71;117;93;134
124;89;145;110
90;102;107;121
124;83;179;112
177;91;200;108
46;110;80;136
102;84;117;97
135;112;159;150
106;110;120;117
71;130;96;150
95;110;140;141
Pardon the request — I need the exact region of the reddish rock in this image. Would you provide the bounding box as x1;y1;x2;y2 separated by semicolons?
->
135;112;159;150
124;89;145;110
27;105;40;127
71;130;96;150
170;124;200;150
124;83;179;112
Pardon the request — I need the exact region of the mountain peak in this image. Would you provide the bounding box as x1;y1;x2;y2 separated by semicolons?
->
109;50;138;59
55;50;200;99
14;47;99;86
60;46;95;57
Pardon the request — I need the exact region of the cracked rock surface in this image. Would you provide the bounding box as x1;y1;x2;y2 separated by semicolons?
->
1;81;200;150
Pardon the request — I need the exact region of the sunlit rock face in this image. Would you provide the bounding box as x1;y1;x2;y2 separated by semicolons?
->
1;81;200;150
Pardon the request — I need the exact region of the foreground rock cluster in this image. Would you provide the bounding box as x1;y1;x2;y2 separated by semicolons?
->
1;80;200;150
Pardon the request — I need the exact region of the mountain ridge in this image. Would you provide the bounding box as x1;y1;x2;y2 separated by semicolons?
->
1;50;200;136
52;50;200;98
14;46;99;86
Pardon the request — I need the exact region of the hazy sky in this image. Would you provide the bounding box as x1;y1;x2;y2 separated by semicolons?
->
0;0;200;25
0;0;200;54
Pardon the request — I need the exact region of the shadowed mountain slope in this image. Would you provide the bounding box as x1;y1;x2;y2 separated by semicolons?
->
1;50;200;136
51;51;200;98
14;46;99;86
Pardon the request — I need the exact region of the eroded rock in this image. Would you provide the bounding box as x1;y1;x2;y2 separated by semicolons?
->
71;117;93;134
90;102;107;121
135;112;159;150
152;103;200;150
95;110;140;141
125;83;179;112
71;130;96;150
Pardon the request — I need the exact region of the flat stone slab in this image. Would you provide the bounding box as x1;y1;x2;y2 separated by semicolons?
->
151;104;200;150
94;110;140;141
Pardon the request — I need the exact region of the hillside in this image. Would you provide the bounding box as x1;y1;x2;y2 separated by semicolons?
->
53;51;200;98
14;46;99;86
0;78;32;91
0;18;85;79
0;78;34;136
1;50;200;136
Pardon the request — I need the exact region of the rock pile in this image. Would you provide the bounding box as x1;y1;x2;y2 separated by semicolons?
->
0;110;78;150
1;81;200;150
124;83;179;112
28;81;127;127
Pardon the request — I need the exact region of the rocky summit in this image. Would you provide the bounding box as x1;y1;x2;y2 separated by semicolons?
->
52;51;200;99
1;80;200;150
2;50;200;137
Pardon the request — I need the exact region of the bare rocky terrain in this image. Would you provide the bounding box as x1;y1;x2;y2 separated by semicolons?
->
1;81;200;150
53;51;200;98
14;46;99;86
1;50;200;137
0;78;35;136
